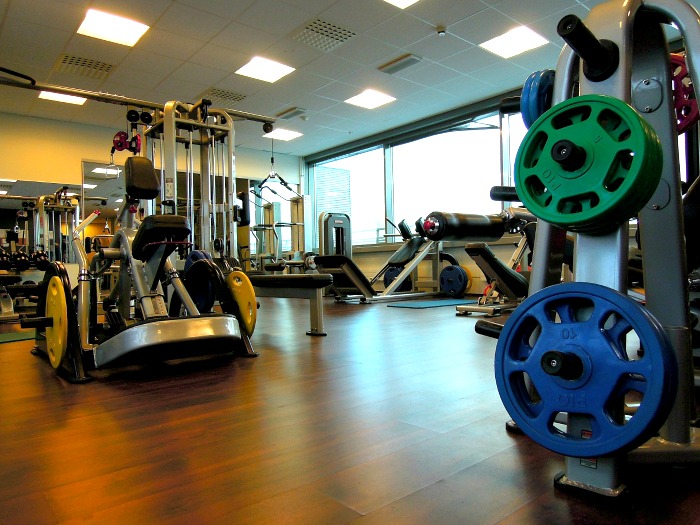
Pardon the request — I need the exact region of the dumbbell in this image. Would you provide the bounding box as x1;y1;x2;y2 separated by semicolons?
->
0;251;11;271
13;252;30;271
33;251;50;271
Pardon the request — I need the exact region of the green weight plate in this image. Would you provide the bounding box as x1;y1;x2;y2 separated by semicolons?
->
515;94;663;233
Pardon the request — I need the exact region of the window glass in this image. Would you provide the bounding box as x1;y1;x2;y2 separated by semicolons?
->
392;114;502;224
315;147;385;245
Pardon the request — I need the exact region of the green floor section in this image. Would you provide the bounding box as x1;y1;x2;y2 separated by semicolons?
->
0;330;36;343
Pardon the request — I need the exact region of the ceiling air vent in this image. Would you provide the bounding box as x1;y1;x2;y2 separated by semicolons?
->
293;19;356;52
378;54;422;75
200;88;247;107
54;54;113;80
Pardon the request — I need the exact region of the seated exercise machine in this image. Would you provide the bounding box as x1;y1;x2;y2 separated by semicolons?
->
315;218;451;303
22;156;257;382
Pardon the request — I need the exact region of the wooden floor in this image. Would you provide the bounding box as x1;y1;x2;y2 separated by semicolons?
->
1;296;699;525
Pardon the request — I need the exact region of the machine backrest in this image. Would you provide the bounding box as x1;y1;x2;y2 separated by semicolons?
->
125;156;160;200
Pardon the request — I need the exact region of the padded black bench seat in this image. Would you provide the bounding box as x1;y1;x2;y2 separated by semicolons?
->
247;273;332;336
132;215;191;261
0;275;22;286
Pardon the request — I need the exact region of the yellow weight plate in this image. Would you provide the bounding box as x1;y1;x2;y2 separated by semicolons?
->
45;275;68;369
460;265;474;293
226;270;257;337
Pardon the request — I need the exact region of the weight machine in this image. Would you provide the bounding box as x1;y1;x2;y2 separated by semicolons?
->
492;0;700;497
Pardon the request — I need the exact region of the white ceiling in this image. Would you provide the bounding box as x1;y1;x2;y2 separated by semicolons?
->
0;0;622;161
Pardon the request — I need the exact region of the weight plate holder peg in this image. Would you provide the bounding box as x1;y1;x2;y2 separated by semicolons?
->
520;69;555;129
225;270;257;337
494;282;677;458
514;94;663;234
670;53;699;135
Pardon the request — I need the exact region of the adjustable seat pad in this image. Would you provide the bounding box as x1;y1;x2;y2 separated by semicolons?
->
132;215;191;261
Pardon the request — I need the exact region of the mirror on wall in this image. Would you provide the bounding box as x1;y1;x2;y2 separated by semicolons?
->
81;160;125;220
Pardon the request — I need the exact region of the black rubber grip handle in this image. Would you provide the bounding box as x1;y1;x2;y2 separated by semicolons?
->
20;316;52;329
490;186;520;202
475;319;503;340
557;14;618;81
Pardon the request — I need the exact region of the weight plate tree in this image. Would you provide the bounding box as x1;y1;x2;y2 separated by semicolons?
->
515;94;663;233
494;282;677;458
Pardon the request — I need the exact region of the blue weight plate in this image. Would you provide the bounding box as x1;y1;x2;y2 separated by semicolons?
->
439;265;468;296
527;69;554;129
494;282;677;458
520;71;537;128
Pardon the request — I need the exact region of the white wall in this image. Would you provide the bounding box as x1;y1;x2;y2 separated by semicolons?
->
0;112;301;185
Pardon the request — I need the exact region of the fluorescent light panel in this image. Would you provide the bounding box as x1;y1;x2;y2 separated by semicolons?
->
345;89;396;109
39;91;87;105
263;129;303;141
383;0;421;8
115;198;124;203
0;179;17;183
479;26;548;58
83;183;97;189
0;191;7;196
236;56;295;83
92;167;121;175
77;9;149;47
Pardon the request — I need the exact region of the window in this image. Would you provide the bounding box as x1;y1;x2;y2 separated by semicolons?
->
392;114;502;223
315;147;385;245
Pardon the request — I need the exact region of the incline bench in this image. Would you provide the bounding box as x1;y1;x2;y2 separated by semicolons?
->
247;274;332;336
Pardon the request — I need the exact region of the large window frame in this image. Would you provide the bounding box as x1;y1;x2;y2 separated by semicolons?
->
305;91;520;249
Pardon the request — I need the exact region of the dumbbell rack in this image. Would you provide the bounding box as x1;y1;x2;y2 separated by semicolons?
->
510;0;700;496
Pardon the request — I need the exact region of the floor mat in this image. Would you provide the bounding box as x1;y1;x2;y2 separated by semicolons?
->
387;299;476;309
0;330;36;343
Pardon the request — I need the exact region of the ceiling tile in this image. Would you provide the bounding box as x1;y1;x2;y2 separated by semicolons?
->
407;0;488;26
155;3;231;42
7;0;83;31
313;81;364;103
176;0;256;19
331;35;400;67
493;0;578;25
263;37;325;69
281;0;338;13
64;34;132;65
237;0;314;36
88;0;172;25
118;49;184;77
405;32;473;62
304;54;365;81
440;46;502;75
469;60;531;89
435;74;500;101
396;61;463;87
366;12;436;49
0;21;72;70
528;5;590;45
319;0;397;33
137;27;206;62
449;8;518;46
170;62;230;87
211;21;277;56
188;44;250;73
147;77;211;105
508;43;563;72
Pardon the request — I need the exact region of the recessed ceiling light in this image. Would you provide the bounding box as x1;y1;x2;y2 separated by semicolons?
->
115;198;124;203
0;179;17;183
479;26;548;58
383;0;421;7
345;89;396;109
0;191;7;196
39;91;87;105
83;183;97;189
236;57;295;83
92;167;121;176
263;129;303;141
77;9;149;47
